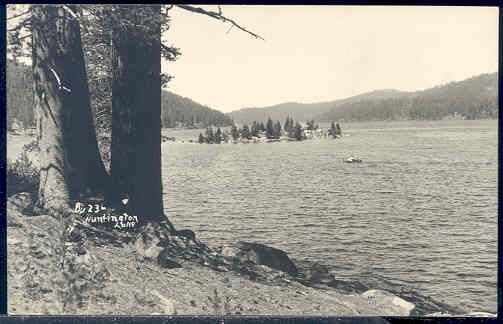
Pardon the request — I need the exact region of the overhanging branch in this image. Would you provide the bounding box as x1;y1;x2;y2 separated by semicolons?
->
62;5;79;20
175;4;264;41
7;9;30;21
7;16;30;32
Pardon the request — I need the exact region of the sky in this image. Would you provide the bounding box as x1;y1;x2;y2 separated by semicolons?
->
162;5;499;113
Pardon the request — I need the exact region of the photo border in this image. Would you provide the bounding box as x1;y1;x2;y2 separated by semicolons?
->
1;1;500;323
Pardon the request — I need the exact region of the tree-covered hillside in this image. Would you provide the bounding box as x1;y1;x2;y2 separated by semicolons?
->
228;73;497;124
316;73;498;122
6;61;232;130
161;91;232;128
227;90;408;124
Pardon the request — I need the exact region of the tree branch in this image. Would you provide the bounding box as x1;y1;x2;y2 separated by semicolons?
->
7;9;30;21
18;33;32;41
62;5;79;20
62;5;89;34
175;4;264;41
7;16;30;32
161;43;181;61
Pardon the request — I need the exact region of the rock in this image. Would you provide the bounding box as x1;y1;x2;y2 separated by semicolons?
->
151;290;177;315
301;262;331;284
395;287;463;315
233;242;298;276
134;225;163;260
424;312;453;317
216;265;230;272
327;278;368;293
361;289;415;316
221;246;240;259
175;229;196;241
426;311;495;317
157;249;182;269
465;312;496;317
171;236;187;248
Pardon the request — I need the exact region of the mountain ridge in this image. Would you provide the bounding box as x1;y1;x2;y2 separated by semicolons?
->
227;89;408;124
227;73;497;124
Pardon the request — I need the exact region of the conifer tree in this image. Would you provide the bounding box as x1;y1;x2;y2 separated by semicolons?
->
266;117;275;139
231;124;239;140
274;120;282;139
215;127;222;144
241;124;251;140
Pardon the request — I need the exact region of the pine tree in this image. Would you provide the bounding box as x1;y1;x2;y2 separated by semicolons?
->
206;126;214;143
259;122;266;132
251;121;258;137
284;116;290;132
329;121;337;138
110;5;166;223
286;117;296;138
231;124;239;140
215;127;222;144
306;119;316;130
241;124;251;140
335;123;342;136
266;117;275;139
274;120;282;139
293;122;305;141
31;5;109;213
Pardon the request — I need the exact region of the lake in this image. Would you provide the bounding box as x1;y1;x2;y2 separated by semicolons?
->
163;119;497;313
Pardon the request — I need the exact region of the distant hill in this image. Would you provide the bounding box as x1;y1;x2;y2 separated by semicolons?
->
227;89;408;124
227;73;498;124
6;60;232;130
161;91;232;128
316;73;498;122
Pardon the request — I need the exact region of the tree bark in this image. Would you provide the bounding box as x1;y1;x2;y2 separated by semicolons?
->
110;5;165;224
32;5;109;213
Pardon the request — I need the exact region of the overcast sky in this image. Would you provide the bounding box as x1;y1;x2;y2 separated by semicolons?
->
162;5;498;113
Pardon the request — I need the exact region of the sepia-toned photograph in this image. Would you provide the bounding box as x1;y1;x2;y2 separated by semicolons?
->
5;4;498;317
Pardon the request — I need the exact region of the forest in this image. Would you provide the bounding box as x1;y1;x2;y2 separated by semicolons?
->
228;73;498;124
316;73;498;122
161;91;232;128
7;60;232;131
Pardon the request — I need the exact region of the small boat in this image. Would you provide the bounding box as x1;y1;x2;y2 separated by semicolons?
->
343;156;362;163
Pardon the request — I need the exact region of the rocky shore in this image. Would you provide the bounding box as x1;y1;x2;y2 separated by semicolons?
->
6;134;495;317
7;192;492;317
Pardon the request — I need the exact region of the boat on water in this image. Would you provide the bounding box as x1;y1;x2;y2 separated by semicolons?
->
343;156;362;163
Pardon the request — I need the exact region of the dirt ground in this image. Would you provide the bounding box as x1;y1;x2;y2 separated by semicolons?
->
7;192;422;316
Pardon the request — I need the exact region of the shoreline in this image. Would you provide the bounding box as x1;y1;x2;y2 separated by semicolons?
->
7;192;491;317
5;129;498;314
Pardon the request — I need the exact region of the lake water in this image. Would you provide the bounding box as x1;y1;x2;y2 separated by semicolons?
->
162;120;498;313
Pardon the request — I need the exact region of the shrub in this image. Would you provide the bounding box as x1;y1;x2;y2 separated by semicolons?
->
7;141;39;196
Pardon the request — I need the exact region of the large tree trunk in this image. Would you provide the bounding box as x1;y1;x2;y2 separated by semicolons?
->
110;5;166;225
32;5;109;213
